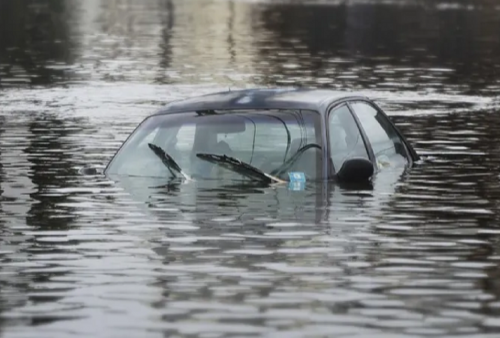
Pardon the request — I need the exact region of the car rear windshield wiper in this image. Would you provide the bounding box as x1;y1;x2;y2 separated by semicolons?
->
148;143;192;181
196;153;286;184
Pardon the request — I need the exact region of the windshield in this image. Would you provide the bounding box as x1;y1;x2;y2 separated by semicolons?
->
105;109;322;181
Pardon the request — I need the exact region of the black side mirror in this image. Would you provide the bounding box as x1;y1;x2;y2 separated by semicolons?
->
336;158;374;182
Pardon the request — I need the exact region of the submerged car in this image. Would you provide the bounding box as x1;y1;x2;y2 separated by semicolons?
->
104;88;419;187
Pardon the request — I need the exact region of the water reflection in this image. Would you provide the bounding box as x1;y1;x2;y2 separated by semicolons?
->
0;0;79;87
0;113;89;327
100;162;500;336
2;0;500;336
1;0;498;96
26;116;81;229
156;0;174;83
256;1;500;94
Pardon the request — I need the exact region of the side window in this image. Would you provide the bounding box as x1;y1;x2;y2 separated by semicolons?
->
350;102;408;167
329;105;369;171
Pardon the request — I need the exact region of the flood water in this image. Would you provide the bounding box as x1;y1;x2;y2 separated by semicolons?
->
2;0;500;337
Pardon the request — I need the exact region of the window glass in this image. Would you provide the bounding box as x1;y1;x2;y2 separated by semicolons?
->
106;110;321;180
216;113;319;177
166;124;196;171
175;125;196;152
350;102;408;167
219;119;316;159
329;105;369;171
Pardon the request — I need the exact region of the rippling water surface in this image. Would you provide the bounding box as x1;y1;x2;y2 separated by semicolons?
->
2;0;500;337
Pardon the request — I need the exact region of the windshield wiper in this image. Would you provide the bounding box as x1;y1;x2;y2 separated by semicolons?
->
270;143;321;177
148;143;192;181
196;153;286;184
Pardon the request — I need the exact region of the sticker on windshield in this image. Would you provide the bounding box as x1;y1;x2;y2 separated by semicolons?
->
288;172;306;191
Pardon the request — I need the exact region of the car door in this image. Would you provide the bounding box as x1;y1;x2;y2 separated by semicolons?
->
348;101;411;169
327;104;371;175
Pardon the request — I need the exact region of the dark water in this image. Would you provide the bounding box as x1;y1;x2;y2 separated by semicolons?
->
2;0;500;337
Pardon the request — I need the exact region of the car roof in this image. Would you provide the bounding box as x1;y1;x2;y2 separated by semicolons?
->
154;88;370;115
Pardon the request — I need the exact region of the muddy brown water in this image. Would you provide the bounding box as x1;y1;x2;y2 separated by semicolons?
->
2;0;500;337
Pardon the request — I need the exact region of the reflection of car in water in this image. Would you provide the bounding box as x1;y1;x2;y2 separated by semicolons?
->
105;88;419;188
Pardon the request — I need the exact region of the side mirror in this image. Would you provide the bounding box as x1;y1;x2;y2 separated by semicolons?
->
336;157;374;182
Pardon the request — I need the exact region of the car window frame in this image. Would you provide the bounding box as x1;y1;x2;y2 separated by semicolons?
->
325;102;374;177
346;100;418;164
